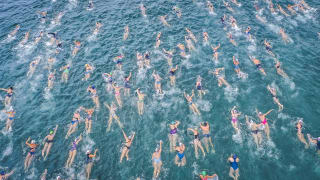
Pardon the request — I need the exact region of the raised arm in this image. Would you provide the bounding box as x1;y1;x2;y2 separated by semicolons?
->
264;109;273;116
187;128;195;134
104;102;110;110
0;88;8;92
159;140;163;154
5;169;15;178
175;121;180;127
122;129;129;141
76;135;83;144
128;72;132;80
191;90;195;97
245;115;250;126
53;125;59;137
26;137;31;145
131;132;136;142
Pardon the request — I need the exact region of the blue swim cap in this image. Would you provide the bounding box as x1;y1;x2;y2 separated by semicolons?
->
0;171;5;175
91;85;95;89
233;154;237;159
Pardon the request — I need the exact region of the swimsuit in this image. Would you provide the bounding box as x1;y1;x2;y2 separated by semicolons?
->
256;64;262;69
6;93;12;98
46;139;54;143
252;130;259;134
317;140;320;150
194;134;199;140
170;128;177;135
86;154;93;164
203;134;210;138
230;157;239;170
124;80;130;88
153;157;161;164
232;117;238;123
261;118;267;125
169;70;175;76
8;117;14;121
234;65;240;69
177;152;184;160
71;118;79;125
70;142;77;151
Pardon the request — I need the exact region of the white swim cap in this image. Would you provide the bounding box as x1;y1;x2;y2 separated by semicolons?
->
86;150;90;154
31;140;35;144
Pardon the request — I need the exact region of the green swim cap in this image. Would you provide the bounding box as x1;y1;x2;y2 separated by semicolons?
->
201;171;207;176
50;130;54;134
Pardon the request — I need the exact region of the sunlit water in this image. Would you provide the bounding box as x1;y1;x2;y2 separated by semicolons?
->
0;0;320;179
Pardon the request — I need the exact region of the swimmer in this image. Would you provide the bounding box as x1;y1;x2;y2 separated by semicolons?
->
228;154;240;180
124;72;132;96
86;149;98;180
232;56;241;75
230;106;241;134
19;31;30;45
102;72;113;92
279;28;289;43
188;128;206;159
207;1;214;14
209;68;230;87
0;87;13;106
267;85;284;111
297;3;306;12
256;14;267;23
155;32;162;48
307;134;320;155
47;57;56;70
120;130;135;163
40;169;47;180
221;14;227;26
185;36;196;51
162;48;174;66
169;65;178;86
136;52;144;69
274;59;288;78
196;75;205;98
230;16;237;28
203;32;209;44
42;125;58;160
87;0;94;10
123;25;129;40
34;31;44;44
173;6;182;18
249;56;266;76
184;90;201;115
113;54;124;70
245;115;262;148
87;85;100;109
269;2;276;13
24;137;38;170
112;83;122;107
256;108;274;140
65;135;82;168
231;0;240;6
83;107;94;134
152;71;163;94
38;11;47;23
152;140;163;178
186;28;197;43
72;40;81;56
245;26;252;40
296;120;309;149
300;0;311;10
0;169;15;179
177;43;187;58
200;171;218;180
200;122;215;153
4;107;15;131
168;121;180;152
175;142;186;166
136;88;145;115
82;64;94;81
223;1;234;12
48;32;57;45
47;70;56;90
27;57;41;77
53;12;64;24
277;4;290;17
60;64;70;83
264;39;275;57
93;22;102;35
287;4;297;15
140;4;147;17
8;25;20;37
227;33;237;46
211;43;221;62
104;102;123;131
65;108;82;139
144;51;151;68
160;15;170;27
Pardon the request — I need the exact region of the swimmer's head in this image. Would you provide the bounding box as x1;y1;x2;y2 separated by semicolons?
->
56;176;61;180
233;154;237;159
91;85;95;89
201;171;207;176
203;122;208;126
0;170;5;175
85;64;89;67
50;130;54;135
298;119;303;124
86;150;90;154
179;142;183;146
258;112;262;115
170;121;176;125
31;140;35;144
9;87;13;90
155;147;159;152
110;72;112;75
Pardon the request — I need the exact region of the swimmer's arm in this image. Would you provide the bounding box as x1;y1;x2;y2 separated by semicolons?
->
187;128;195;133
6;169;15;177
128;72;132;80
77;135;82;143
175;121;180;126
26;137;31;145
104;103;110;110
159;140;163;153
191;90;195;97
0;88;8;92
42;136;48;144
53;125;59;136
245;115;250;126
122;129;128;141
264;109;273;116
174;65;178;71
131;132;136;141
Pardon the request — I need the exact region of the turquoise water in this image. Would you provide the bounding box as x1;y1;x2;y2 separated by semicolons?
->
0;0;320;179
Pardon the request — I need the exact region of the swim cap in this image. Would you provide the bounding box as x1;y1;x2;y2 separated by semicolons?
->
86;150;90;154
179;142;183;146
85;64;89;67
110;72;112;75
128;135;132;140
201;171;207;176
91;85;95;89
0;171;5;175
50;130;54;134
31;140;35;144
170;121;175;125
155;147;159;152
203;122;207;126
258;112;262;115
57;176;61;180
233;154;237;159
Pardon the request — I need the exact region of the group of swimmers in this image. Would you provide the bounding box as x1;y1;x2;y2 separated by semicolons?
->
1;0;319;179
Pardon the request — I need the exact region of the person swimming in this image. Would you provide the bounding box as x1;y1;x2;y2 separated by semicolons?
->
267;85;284;111
174;142;186;166
200;122;215;153
65;135;82;168
87;85;100;109
5;107;15;131
184;90;201;115
196;75;205;98
249;56;266;76
0;169;15;179
152;140;163;178
86;149;98;179
42;125;58;160
256;108;273;140
168;121;180;152
0;87;14;106
120;130;135;163
307;134;320;155
104;102;123;131
245;115;263;148
228;154;240;180
24;137;38;170
296;120;309;149
169;65;178;86
136;88;145;115
188;127;206;159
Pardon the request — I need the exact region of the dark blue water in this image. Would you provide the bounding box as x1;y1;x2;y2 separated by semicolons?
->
0;0;320;179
